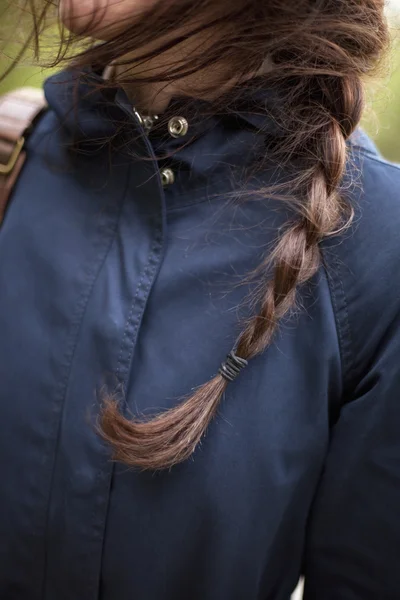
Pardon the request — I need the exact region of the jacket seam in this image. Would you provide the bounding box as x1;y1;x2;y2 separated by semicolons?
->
42;184;128;600
115;220;163;383
93;159;166;599
321;248;355;398
350;145;400;172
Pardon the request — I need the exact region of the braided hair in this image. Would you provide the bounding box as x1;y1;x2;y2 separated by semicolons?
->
2;0;388;469
99;2;386;469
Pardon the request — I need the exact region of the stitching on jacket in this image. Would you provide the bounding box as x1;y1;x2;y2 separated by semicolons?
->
41;181;128;600
115;218;164;387
322;248;355;399
350;146;400;173
91;165;166;599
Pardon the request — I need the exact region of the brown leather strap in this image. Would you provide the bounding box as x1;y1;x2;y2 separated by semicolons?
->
0;87;47;225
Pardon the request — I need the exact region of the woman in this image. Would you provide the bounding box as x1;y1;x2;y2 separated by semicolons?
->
0;0;398;598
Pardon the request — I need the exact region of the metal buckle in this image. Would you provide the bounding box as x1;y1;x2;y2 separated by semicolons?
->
0;136;25;175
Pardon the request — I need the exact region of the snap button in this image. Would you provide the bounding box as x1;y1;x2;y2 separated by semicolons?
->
168;116;189;138
142;115;159;133
160;167;175;187
132;108;159;134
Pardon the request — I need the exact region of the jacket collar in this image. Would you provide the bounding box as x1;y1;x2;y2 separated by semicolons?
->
44;66;282;139
43;66;285;190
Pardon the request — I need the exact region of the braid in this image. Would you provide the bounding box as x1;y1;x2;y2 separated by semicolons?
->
1;1;388;471
98;5;387;470
237;82;359;360
100;76;363;470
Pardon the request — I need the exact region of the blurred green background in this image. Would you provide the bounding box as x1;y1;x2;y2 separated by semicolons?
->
1;1;400;162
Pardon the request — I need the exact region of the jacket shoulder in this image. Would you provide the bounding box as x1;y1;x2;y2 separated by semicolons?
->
322;133;400;392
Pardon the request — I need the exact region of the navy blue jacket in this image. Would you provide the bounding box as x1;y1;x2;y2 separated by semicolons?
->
1;68;400;600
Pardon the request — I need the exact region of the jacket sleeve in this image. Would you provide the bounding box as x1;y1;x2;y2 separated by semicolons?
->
303;150;400;600
303;316;400;599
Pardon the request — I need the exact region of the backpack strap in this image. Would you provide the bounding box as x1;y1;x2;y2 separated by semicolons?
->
0;87;47;225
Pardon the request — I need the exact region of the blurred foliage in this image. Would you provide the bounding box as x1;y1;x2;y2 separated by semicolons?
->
362;34;400;162
0;64;48;93
1;7;400;162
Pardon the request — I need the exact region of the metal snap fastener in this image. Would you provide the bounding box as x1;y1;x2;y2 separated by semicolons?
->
160;168;175;187
168;116;189;138
142;115;159;133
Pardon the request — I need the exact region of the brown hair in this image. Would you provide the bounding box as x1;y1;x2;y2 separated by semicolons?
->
1;0;389;470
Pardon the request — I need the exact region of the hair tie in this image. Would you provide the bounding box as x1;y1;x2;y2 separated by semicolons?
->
219;351;248;383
